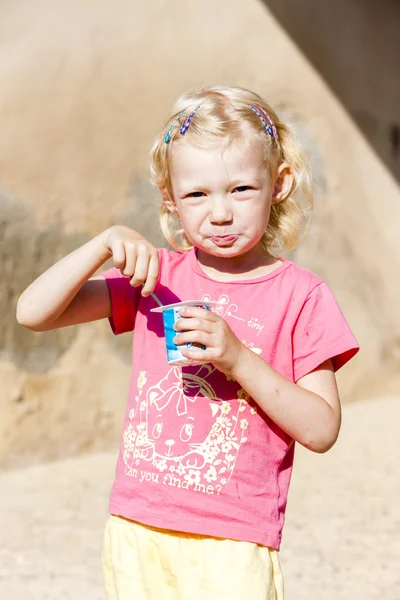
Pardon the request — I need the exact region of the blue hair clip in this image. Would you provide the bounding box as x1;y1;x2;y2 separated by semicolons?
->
179;105;201;136
249;104;279;142
164;110;185;144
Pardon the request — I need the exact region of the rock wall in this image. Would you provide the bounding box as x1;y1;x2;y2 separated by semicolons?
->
265;0;400;183
1;0;399;469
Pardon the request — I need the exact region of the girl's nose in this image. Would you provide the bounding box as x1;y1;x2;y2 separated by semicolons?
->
209;197;233;224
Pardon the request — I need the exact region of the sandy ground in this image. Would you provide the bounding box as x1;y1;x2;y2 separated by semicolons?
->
1;395;398;600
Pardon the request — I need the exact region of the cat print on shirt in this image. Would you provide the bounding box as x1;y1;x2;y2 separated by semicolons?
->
122;364;257;494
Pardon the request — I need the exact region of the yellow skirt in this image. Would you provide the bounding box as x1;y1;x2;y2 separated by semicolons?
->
102;515;284;600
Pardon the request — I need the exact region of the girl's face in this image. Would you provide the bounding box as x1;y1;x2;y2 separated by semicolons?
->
166;138;290;270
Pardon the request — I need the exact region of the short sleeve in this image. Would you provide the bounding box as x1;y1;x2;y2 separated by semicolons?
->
292;282;359;382
99;267;141;335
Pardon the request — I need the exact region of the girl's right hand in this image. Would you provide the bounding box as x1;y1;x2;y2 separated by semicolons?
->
103;226;159;296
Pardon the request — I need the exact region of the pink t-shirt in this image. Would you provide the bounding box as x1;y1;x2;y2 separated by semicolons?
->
101;247;359;550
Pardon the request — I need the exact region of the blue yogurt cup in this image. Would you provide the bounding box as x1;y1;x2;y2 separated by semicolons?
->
151;300;215;366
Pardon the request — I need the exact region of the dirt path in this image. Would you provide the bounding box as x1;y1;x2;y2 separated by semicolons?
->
1;396;398;599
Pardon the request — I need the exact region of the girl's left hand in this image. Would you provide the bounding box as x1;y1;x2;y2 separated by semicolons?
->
173;306;244;374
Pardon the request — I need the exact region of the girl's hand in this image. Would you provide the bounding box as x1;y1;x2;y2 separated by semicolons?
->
102;226;159;296
173;306;245;374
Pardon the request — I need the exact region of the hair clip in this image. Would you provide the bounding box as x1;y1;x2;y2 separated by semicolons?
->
179;105;201;136
249;104;279;142
164;110;185;144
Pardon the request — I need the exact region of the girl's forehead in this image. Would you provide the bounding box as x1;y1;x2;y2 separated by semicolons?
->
169;137;266;177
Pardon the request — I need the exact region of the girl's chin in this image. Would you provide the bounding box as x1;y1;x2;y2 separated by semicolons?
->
200;243;241;255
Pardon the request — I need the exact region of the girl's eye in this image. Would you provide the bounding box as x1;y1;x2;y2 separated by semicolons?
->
235;186;252;193
180;423;194;442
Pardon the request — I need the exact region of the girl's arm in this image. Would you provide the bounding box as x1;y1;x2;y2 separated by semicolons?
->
173;306;342;454
230;347;341;454
16;226;159;331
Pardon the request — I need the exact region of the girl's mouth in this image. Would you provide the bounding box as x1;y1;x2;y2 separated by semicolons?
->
209;235;239;247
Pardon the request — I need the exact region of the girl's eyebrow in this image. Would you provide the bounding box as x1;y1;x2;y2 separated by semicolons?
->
178;177;261;194
229;177;261;187
178;183;205;192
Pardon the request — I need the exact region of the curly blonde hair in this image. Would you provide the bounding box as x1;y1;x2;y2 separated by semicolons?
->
149;85;313;253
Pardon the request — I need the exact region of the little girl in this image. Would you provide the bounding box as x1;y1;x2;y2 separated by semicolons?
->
17;85;359;599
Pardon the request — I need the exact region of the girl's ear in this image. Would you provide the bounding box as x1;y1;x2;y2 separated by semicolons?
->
161;189;179;214
272;163;294;204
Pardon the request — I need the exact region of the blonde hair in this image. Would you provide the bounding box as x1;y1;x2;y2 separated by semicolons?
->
149;85;313;253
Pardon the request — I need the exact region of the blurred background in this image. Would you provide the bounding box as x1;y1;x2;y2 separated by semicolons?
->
1;1;399;598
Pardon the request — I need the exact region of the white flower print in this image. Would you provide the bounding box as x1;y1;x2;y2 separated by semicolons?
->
132;422;146;447
220;401;231;415
225;454;235;462
169;465;176;473
220;478;227;485
156;459;168;472
203;447;219;463
137;371;147;391
123;424;136;451
250;407;257;415
221;441;233;453
219;416;232;428
240;419;249;430
204;466;217;483
140;401;146;412
129;409;135;420
185;470;201;485
136;430;147;446
212;416;232;434
215;433;225;446
176;464;187;476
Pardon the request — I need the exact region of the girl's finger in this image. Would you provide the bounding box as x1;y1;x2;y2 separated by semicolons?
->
179;306;217;320
129;244;151;287
174;317;213;333
179;347;210;364
111;239;126;270
121;244;137;278
173;330;210;348
142;252;160;296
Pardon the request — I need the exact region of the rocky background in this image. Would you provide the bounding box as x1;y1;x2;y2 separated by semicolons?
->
0;1;399;597
2;0;399;471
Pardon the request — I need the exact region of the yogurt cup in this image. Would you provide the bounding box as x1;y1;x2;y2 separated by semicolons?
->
151;300;219;366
